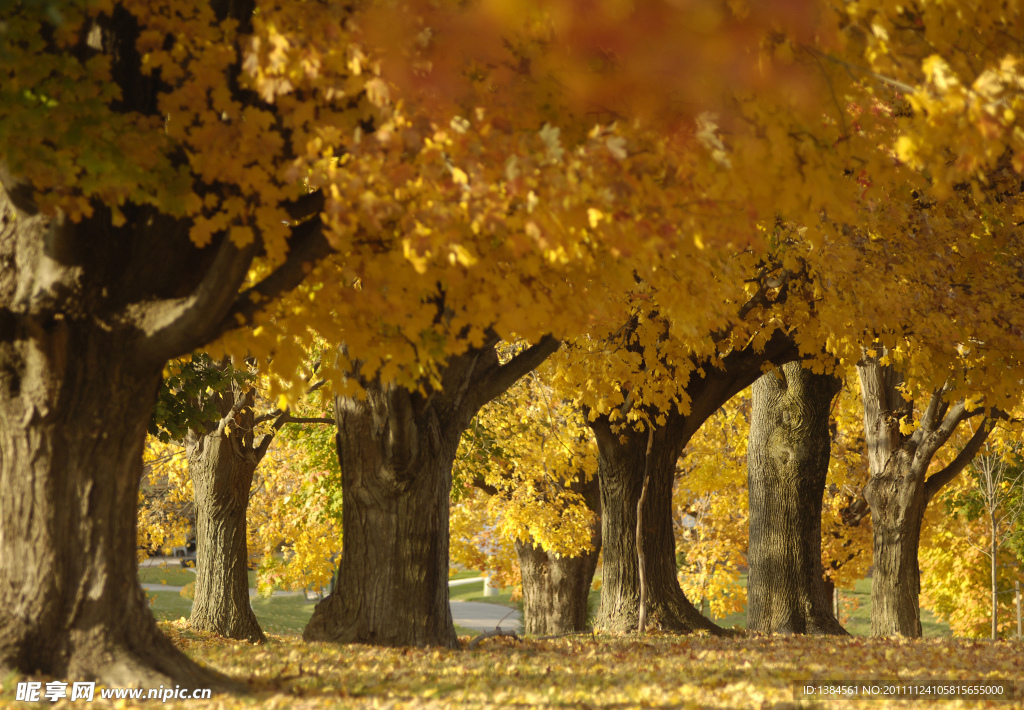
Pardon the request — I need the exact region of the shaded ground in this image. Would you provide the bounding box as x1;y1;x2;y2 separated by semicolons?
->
20;623;1017;709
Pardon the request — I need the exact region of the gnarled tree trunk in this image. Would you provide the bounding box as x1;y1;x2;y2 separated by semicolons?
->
589;330;799;634
858;354;992;637
0;2;332;687
0;326;234;689
593;415;718;633
186;381;266;644
304;337;560;648
746;362;846;635
515;474;602;636
303;385;462;648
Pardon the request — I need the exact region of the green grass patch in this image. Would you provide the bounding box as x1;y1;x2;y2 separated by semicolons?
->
250;595;320;635
146;591;194;623
148;589;318;635
139;565;257;588
704;573;951;637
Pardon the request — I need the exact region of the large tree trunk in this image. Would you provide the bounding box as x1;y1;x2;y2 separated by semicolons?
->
589;330;799;634
303;337;560;648
0;327;234;689
186;382;266;644
0;3;331;687
303;385;462;648
515;475;602;636
863;453;925;637
746;362;846;635
858;355;992;637
593;415;719;633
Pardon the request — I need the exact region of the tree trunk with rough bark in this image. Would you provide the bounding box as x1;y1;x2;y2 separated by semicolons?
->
589;330;799;634
592;414;719;633
0;2;333;688
857;354;993;637
0;324;236;689
303;337;560;648
515;474;602;636
746;362;846;635
186;380;266;644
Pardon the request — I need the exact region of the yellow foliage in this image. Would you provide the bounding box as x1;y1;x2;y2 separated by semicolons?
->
450;354;599;590
138;438;193;562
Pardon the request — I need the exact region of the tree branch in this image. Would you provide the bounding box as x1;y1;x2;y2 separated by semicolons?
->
215;216;333;337
136;235;259;364
283;190;325;222
215;387;255;438
924;418;993;505
472;335;561;409
277;415;335;426
471;475;501;497
917;385;948;434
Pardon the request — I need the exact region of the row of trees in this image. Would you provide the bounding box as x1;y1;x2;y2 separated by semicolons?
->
3;0;1024;691
140;337;1023;647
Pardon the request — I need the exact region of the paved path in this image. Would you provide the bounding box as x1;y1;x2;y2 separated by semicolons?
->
449;600;521;631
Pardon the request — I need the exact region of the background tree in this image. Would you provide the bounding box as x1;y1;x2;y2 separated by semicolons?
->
921;432;1024;638
301;336;560;649
150;354;333;643
857;353;995;637
454;361;601;636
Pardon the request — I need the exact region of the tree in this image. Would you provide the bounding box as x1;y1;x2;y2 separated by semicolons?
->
302;336;560;648
454;362;602;636
857;353;994;637
0;0;355;685
921;434;1024;639
746;361;846;635
150;354;333;643
580;321;801;634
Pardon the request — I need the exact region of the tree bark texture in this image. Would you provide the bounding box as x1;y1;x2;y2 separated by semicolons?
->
857;355;992;637
591;412;719;634
0;171;291;688
303;337;560;648
514;473;602;636
746;362;846;635
0;2;337;687
0;325;233;689
589;330;799;634
186;380;266;644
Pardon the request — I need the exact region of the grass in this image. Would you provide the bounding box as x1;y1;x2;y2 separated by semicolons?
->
709;573;951;637
147;591;319;635
138;564;257;588
147;570;519;636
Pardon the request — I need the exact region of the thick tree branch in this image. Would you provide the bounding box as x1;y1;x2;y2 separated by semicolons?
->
283;190;325;222
135;235;259;364
917;386;948;434
924;418;993;505
472;335;561;409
